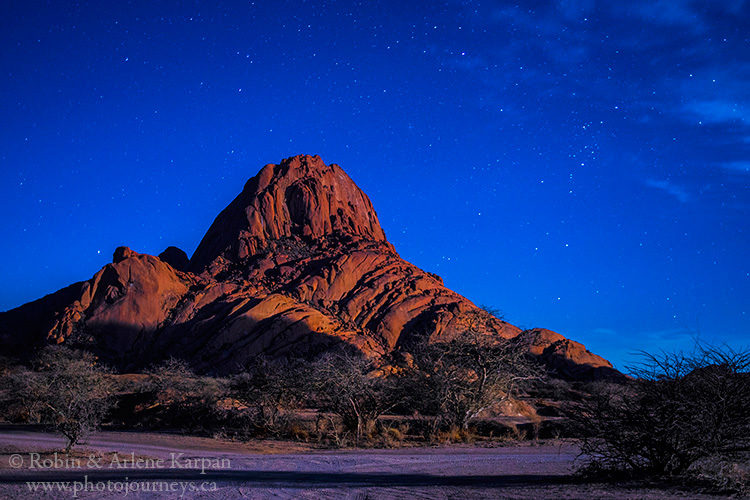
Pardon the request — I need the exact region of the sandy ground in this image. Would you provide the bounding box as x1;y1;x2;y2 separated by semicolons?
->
0;429;726;499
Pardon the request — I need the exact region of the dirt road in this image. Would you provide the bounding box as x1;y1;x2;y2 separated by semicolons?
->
0;430;720;499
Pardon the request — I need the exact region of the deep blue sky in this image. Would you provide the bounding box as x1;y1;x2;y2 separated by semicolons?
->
1;0;747;369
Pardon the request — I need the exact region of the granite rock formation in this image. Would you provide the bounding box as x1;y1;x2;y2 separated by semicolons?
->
0;155;618;378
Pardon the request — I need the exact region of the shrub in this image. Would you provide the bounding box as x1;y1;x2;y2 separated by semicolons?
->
138;358;227;433
689;456;749;495
229;355;305;437
436;426;474;444
308;350;404;446
407;328;540;436
569;343;750;482
11;346;114;452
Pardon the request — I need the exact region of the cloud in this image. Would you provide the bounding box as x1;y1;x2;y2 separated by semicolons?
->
605;327;693;341
676;64;750;150
632;0;704;30
448;0;750;180
641;327;695;341
489;5;591;64
644;179;691;203
618;0;746;31
445;54;489;71
720;161;750;174
554;0;595;20
683;100;748;124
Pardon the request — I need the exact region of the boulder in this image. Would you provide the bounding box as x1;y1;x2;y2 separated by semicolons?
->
158;246;190;272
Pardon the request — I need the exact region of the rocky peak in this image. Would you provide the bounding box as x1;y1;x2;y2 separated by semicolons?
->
158;246;190;272
0;155;621;380
113;246;139;263
190;154;388;272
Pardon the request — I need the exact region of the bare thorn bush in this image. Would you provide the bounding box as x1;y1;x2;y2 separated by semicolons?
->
11;346;114;453
569;343;750;491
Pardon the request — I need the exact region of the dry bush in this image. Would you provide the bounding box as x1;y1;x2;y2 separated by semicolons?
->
229;355;305;437
689;456;749;496
314;414;347;447
407;328;540;437
384;426;404;442
138;358;227;433
436;426;475;444
9;346;114;452
285;423;310;442
308;350;404;446
569;343;750;488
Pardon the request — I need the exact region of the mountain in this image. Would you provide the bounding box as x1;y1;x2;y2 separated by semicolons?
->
0;154;618;379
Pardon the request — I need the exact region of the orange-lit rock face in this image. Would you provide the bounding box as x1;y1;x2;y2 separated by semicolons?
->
527;328;619;380
190;154;388;271
0;155;617;377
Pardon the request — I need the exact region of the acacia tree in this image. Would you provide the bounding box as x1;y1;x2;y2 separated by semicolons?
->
570;344;750;477
230;355;305;436
409;329;539;434
141;357;226;431
145;357;204;403
13;346;114;453
308;351;402;446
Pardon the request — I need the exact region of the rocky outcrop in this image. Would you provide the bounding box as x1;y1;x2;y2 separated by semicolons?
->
0;248;190;364
190;155;388;272
0;154;618;377
158;246;190;272
528;328;622;380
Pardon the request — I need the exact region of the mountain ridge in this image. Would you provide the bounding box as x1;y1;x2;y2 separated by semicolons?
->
0;154;619;380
